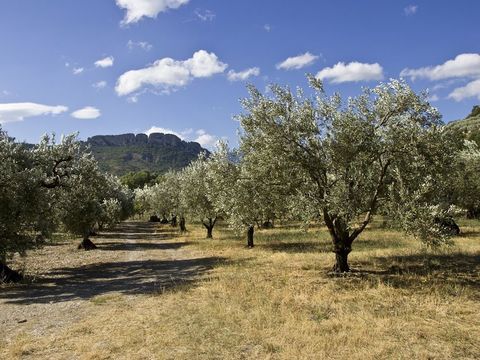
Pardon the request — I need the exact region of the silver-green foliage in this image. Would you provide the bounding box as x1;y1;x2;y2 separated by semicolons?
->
237;77;459;269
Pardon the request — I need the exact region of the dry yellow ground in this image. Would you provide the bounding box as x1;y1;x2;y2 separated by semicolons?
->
1;219;479;359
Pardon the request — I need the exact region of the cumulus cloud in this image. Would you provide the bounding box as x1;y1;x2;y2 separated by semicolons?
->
116;0;190;25
0;102;68;123
276;52;319;70
115;50;228;96
72;67;84;75
95;56;114;68
71;106;101;119
127;40;153;51
448;79;480;101
316;61;384;83
195;9;215;22
404;5;418;16
144;126;184;138
93;81;107;89
400;53;480;81
194;129;217;148
227;67;260;81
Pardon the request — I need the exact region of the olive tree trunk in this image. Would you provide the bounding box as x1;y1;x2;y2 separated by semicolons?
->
171;215;177;227
202;217;217;239
247;225;254;248
0;261;23;283
78;232;97;251
323;211;355;273
179;216;187;232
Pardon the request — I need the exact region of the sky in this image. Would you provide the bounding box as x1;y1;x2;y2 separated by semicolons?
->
0;0;479;148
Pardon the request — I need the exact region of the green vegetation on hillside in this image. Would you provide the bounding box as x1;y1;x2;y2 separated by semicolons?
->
86;133;207;176
448;105;480;146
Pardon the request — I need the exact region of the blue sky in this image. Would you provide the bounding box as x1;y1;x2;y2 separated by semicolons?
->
0;0;479;147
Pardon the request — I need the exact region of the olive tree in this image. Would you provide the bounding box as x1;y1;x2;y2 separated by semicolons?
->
139;171;186;230
206;143;285;247
0;134;43;281
57;152;108;250
451;140;480;218
238;78;458;272
0;132;93;280
180;154;220;238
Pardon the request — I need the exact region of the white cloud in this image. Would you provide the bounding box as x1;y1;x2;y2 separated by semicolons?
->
194;129;217;148
71;106;101;119
264;24;271;32
93;81;107;89
428;94;439;102
400;54;480;81
276;52;319;70
95;56;114;68
127;40;153;51
115;50;228;96
195;9;215;22
316;61;384;83
448;79;480;101
0;102;68;123
73;67;84;75
404;5;418;16
144;126;185;138
227;67;260;81
116;0;190;25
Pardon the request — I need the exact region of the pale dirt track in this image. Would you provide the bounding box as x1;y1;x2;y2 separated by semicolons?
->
0;221;216;343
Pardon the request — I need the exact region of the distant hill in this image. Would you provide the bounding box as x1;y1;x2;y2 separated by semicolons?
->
447;105;480;145
85;133;207;176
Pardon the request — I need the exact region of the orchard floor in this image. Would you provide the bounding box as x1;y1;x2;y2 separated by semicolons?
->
0;220;479;359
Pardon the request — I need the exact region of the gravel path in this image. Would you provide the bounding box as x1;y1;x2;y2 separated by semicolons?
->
0;221;211;343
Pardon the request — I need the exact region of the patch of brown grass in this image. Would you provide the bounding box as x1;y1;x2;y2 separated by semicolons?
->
1;220;479;359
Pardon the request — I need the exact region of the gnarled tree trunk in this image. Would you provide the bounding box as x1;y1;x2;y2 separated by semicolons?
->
333;246;351;273
202;217;217;239
247;225;254;248
324;210;355;273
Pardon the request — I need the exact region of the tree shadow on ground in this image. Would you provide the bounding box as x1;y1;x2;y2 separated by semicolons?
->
97;241;190;252
459;230;480;238
261;242;331;253
349;253;480;298
96;222;179;241
0;257;232;305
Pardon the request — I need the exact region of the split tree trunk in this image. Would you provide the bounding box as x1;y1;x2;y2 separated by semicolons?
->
247;225;254;248
203;217;216;239
323;211;354;273
78;237;97;250
0;262;23;283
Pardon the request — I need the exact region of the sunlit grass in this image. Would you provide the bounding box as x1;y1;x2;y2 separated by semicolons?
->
2;219;479;359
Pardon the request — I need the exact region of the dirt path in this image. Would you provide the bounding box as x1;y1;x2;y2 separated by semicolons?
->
0;221;216;343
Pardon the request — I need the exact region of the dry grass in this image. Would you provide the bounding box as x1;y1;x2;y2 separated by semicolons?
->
1;219;479;359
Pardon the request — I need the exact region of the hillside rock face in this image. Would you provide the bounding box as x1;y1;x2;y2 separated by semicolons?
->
85;132;206;175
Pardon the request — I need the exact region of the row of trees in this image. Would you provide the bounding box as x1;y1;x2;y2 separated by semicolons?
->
2;78;478;278
0;131;134;282
137;78;480;272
